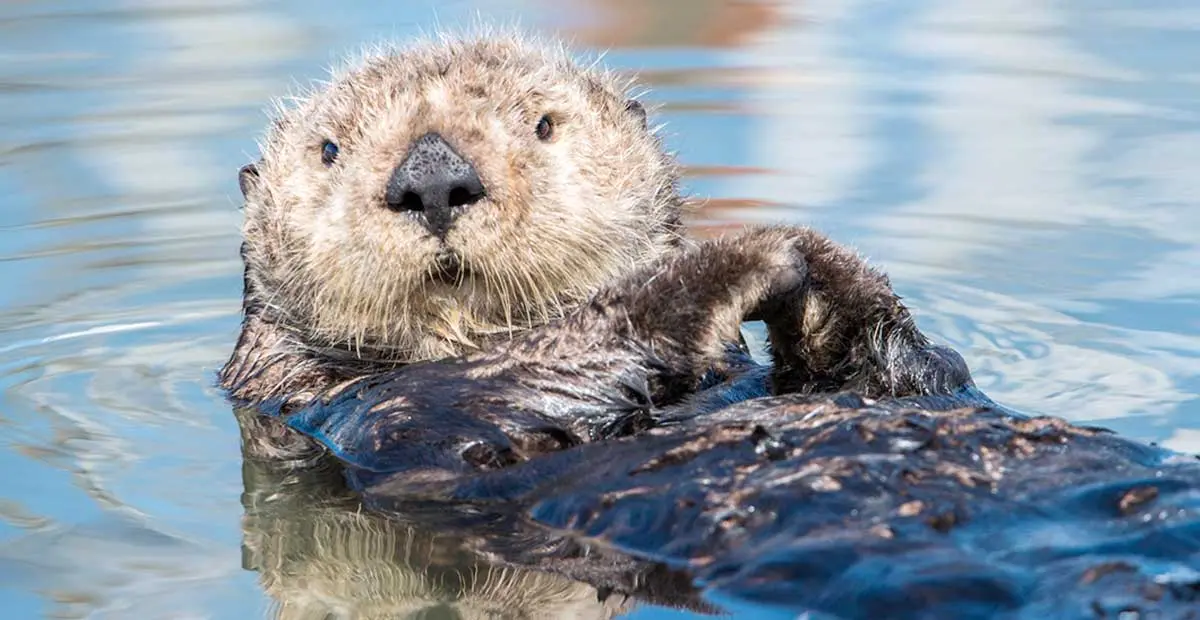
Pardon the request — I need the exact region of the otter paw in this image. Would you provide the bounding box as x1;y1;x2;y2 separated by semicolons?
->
729;226;813;323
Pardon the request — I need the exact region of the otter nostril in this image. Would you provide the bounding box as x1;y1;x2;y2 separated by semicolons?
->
447;185;485;209
393;190;424;212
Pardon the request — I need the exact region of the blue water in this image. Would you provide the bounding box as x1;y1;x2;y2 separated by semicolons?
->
0;0;1197;618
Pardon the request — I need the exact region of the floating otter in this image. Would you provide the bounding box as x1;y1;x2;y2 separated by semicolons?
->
223;31;1200;619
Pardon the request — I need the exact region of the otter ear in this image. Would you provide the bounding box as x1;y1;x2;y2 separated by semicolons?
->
238;162;261;201
625;99;647;129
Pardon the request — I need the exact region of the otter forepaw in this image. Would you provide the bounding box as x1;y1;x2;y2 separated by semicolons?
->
730;226;815;324
734;225;976;399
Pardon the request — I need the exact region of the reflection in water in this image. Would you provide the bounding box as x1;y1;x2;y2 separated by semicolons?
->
241;456;617;619
0;0;1197;617
246;514;622;619
234;410;708;619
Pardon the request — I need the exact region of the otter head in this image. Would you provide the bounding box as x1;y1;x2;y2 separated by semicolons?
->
237;32;683;363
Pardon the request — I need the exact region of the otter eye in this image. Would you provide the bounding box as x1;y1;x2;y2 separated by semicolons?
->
321;140;339;166
535;115;554;141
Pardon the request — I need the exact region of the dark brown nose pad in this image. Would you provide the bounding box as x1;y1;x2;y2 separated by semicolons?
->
384;132;486;239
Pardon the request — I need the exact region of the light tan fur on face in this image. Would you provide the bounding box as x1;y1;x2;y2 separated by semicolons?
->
239;29;684;364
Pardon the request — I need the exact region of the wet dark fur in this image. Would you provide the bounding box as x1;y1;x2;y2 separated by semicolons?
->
223;226;971;469
240;399;1200;619
225;223;1200;618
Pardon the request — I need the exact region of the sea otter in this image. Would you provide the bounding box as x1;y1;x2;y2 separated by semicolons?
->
220;31;971;462
223;31;1200;619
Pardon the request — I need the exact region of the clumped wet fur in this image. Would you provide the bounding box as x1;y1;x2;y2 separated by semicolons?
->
281;225;974;480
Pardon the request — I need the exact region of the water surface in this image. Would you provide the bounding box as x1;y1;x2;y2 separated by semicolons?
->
1;0;1198;617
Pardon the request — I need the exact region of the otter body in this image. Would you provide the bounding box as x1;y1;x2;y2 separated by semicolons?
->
223;31;1200;619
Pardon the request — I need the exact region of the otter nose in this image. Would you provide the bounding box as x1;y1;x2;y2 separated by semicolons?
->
385;132;486;238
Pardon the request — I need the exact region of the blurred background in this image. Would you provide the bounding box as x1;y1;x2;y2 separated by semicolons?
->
0;0;1197;617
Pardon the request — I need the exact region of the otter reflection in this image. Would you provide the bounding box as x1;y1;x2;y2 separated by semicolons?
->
236;409;714;619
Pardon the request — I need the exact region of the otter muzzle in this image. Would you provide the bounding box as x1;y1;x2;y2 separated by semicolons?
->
385;132;486;239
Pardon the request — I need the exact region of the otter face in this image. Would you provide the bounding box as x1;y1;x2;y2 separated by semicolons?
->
238;33;683;362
